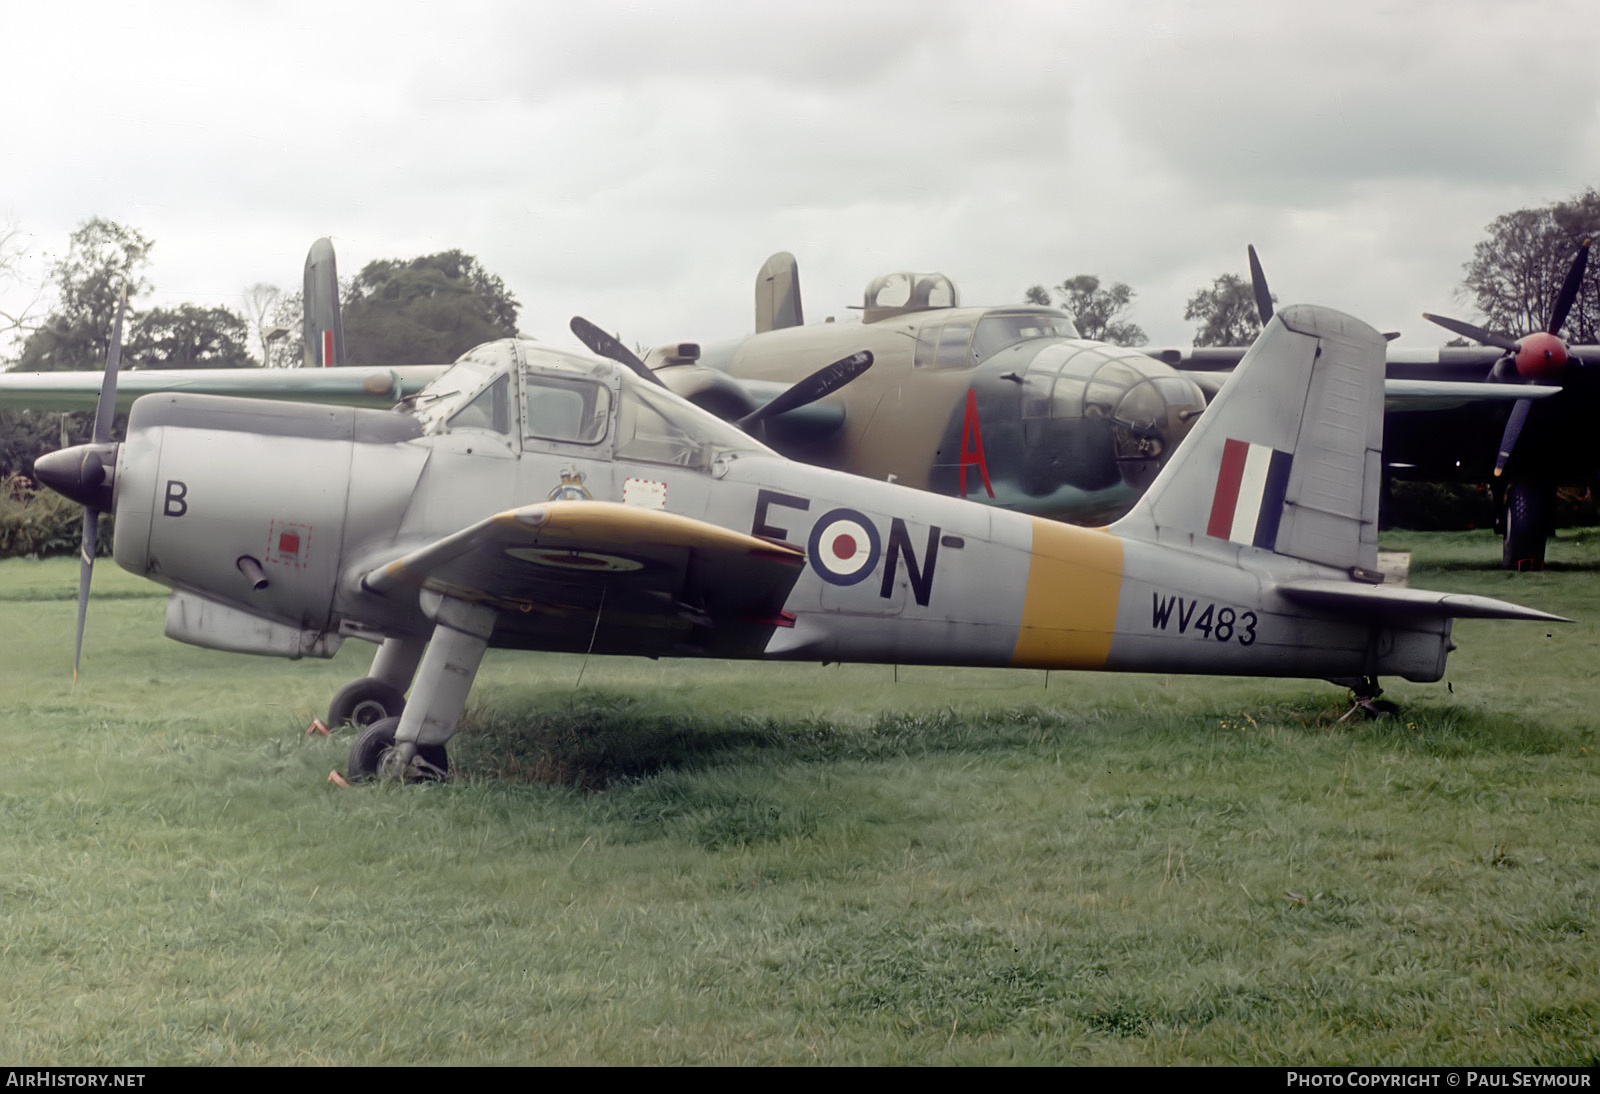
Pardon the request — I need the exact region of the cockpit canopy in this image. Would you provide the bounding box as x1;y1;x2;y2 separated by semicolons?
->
411;340;773;471
861;272;960;323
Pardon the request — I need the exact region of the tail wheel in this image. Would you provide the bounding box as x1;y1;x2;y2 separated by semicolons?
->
1502;481;1550;571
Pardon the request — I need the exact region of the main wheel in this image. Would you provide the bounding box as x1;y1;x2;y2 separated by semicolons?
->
328;677;407;729
347;716;450;783
1502;481;1549;571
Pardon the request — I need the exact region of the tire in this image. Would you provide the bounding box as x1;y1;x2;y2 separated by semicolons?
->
328;677;407;729
346;716;449;783
1502;481;1549;571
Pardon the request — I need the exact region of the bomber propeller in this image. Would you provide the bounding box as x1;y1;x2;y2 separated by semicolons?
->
1247;244;1398;340
734;351;872;430
32;290;126;679
1422;237;1592;475
568;316;668;388
570;315;872;432
1247;244;1274;325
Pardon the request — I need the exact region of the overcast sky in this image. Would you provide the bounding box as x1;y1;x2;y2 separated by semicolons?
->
2;0;1597;363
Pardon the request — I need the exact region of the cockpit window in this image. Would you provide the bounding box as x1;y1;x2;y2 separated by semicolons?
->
972;312;1079;363
913;322;976;368
524;374;611;445
411;351;507;433
616;377;771;469
447;374;510;434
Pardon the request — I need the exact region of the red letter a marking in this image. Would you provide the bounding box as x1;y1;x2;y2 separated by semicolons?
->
959;387;994;498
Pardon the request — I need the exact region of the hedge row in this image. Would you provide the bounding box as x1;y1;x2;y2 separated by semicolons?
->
0;476;112;559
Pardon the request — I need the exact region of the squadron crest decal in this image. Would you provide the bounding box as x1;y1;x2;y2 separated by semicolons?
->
547;465;594;502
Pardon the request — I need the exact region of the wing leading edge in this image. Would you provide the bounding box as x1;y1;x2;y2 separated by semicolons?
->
361;501;806;657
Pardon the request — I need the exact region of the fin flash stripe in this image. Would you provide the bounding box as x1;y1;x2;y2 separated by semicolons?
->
1207;439;1292;549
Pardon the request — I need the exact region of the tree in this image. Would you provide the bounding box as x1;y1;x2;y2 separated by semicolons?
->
240;282;285;368
125;304;255;370
1184;273;1263;347
0;218;45;360
263;289;304;368
342;250;521;366
1024;275;1146;345
14;218;153;372
1461;188;1600;343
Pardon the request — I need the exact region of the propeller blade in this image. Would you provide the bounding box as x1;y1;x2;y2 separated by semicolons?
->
737;351;872;430
92;291;125;444
73;510;97;682
569;316;666;387
73;288;125;680
1493;397;1534;477
1421;312;1521;353
1247;244;1273;324
1547;237;1591;335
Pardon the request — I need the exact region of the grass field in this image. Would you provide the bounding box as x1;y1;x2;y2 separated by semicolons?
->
0;531;1595;1065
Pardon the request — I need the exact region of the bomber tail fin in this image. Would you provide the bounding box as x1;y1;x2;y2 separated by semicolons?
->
1112;304;1383;576
755;252;804;333
302;237;346;368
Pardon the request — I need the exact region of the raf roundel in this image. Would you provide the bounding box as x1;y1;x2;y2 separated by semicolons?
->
807;507;881;586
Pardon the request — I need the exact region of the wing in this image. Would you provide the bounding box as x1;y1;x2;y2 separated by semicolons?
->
360;501;805;657
1179;369;1560;412
1382;379;1561;413
0;364;448;412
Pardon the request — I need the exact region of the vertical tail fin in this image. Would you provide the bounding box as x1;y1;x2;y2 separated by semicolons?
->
755;252;804;333
1112;304;1383;575
302;237;346;368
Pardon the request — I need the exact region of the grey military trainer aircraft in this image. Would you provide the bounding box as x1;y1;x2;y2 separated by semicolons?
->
35;296;1562;782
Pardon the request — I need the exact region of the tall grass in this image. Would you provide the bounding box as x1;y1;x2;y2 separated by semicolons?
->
0;533;1594;1064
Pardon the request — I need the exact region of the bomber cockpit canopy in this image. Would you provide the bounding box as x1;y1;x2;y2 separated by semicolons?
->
411;340;773;470
861;272;960;323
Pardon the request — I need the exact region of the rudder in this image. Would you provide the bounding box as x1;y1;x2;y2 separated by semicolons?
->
1112;304;1383;575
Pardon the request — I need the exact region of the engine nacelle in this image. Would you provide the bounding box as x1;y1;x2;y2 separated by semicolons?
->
114;394;424;643
653;363;760;421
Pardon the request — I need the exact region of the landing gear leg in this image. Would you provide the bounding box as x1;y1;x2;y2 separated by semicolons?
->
1337;676;1398;722
327;637;426;728
372;593;496;782
1502;480;1550;571
370;636;426;693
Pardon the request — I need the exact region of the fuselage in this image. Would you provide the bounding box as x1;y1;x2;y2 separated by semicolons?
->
658;304;1209;526
100;339;1452;685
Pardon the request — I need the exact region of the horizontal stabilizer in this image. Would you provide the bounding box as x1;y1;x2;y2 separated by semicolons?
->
1277;579;1569;623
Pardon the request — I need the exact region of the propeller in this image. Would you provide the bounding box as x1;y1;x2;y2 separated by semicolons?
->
32;290;125;680
736;351;872;430
1248;244;1398;339
1247;244;1273;325
1422;237;1592;475
569;316;667;388
570;315;873;431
